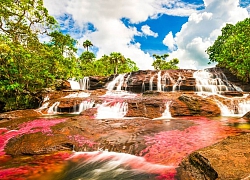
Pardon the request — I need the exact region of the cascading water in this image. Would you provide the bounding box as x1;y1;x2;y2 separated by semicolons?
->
193;69;242;94
68;77;90;90
49;151;174;180
124;72;131;91
153;101;172;120
72;100;95;114
95;101;128;119
79;77;90;90
214;96;250;117
161;72;175;92
157;71;162;91
47;102;60;114
142;81;145;92
106;74;126;91
149;74;155;91
172;76;182;92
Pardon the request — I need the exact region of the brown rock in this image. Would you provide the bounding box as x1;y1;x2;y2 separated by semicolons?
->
177;133;250;180
242;111;250;120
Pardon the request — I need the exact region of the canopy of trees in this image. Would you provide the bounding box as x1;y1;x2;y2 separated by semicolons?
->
152;54;179;70
206;18;250;82
0;0;139;111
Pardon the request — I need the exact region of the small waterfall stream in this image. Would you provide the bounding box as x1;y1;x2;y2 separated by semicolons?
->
214;95;250;117
193;69;242;94
157;71;162;91
153;101;172;120
95;101;128;119
106;74;126;91
68;77;90;90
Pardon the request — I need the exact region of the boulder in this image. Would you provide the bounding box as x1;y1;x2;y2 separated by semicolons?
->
177;133;250;180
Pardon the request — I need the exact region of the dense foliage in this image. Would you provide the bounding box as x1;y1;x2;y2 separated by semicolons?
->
0;0;139;111
206;18;250;82
152;54;179;70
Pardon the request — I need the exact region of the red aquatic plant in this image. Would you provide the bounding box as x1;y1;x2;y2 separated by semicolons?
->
140;117;240;166
0;118;66;155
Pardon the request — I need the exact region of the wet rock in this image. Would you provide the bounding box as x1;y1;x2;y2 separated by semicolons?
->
5;132;73;155
242;111;250;120
172;94;221;116
177;133;250;180
0;109;42;120
4;116;194;156
126;98;165;119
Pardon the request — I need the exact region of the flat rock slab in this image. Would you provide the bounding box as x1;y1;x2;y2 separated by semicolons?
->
4;116;194;156
177;133;250;180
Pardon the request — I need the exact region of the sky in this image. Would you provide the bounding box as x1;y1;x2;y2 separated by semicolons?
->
43;0;250;70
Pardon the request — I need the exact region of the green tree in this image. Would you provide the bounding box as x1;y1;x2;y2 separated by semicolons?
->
82;40;93;51
109;52;126;74
206;18;250;82
79;51;95;63
152;53;179;70
49;31;77;56
0;0;73;111
0;0;57;42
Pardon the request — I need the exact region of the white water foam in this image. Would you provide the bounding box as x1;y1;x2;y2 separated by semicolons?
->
72;100;95;114
47;102;60;114
153;101;172;120
193;70;242;94
214;95;250;117
107;74;126;91
68;77;90;90
157;71;162;91
95;101;128;119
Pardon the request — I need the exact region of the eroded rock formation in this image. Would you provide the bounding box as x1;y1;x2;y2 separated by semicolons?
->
177;133;250;180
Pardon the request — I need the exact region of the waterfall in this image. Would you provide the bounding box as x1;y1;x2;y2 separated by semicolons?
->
193;70;242;94
68;77;90;90
37;102;50;110
215;96;250;117
172;76;182;92
68;78;80;90
214;100;235;116
153;101;172;120
162;101;172;118
161;72;175;92
106;74;126;91
47;102;60;114
157;71;162;91
95;101;128;119
142;81;145;92
72;100;95;114
79;77;90;90
124;73;131;91
149;75;155;91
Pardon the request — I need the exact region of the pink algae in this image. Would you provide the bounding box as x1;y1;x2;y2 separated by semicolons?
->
0;118;66;156
141;117;240;166
69;134;96;147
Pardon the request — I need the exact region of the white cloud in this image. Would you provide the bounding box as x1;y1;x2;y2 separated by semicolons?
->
163;31;176;51
167;0;249;69
141;25;158;37
43;0;201;70
43;0;249;70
